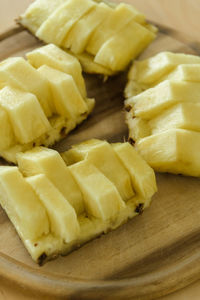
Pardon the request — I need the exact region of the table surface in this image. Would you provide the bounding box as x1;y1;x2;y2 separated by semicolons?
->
1;0;200;299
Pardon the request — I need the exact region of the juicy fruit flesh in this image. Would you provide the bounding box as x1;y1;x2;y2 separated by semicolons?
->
0;140;157;263
126;51;200;177
0;44;93;163
20;0;157;74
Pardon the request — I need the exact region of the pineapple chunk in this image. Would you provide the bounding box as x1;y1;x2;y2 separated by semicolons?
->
36;0;95;46
69;160;125;220
86;3;142;56
75;52;114;75
0;108;15;150
26;174;80;243
17;147;84;215
64;3;112;54
27;44;86;98
94;19;155;71
137;129;200;177
112;143;157;201
165;64;200;83
0;57;52;116
128;80;200;119
19;0;66;34
62;140;135;201
130;52;200;86
149;103;200;134
38;65;88;119
0;166;49;240
0;86;50;144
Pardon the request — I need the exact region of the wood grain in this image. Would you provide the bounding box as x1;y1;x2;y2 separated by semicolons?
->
0;25;200;300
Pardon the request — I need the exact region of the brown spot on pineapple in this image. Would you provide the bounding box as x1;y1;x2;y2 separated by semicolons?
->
60;127;67;136
125;105;132;112
38;252;47;266
135;203;144;215
128;137;135;145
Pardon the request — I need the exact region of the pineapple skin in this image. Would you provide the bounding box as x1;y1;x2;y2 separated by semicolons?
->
0;140;157;264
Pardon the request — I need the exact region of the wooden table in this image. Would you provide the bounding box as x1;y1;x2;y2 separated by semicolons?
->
1;0;200;299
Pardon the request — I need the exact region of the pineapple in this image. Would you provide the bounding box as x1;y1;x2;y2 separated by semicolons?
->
0;45;93;163
125;51;200;177
69;160;125;220
94;19;155;72
0;166;49;240
17;147;84;215
36;0;95;46
0;57;52;116
19;0;157;75
0;140;157;264
0;86;50;144
26;174;80;243
61;139;135;201
27;44;86;98
38;65;88;119
0;108;16;151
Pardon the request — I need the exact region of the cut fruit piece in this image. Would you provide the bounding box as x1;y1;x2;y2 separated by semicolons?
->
129;52;200;86
75;52;114;75
64;3;112;54
0;166;49;240
94;19;155;71
126;116;150;141
86;3;142;56
0;108;15;151
0;86;50;144
137;129;200;177
62;140;135;201
17;147;84;215
127;80;200;119
149;103;200;134
26;174;80;243
38;65;88;119
27;44;86;97
69;160;125;220
164;64;200;83
36;0;95;46
0;57;52;116
19;0;66;34
112;143;157;201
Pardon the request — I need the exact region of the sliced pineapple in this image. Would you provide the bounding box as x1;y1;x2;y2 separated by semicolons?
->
17;147;84;215
0;140;157;264
27;44;86;97
0;166;49;240
26;174;80;243
0;86;50;144
0;45;93;163
36;0;95;46
125;51;200;177
19;0;157;75
62;139;135;201
0;57;52;116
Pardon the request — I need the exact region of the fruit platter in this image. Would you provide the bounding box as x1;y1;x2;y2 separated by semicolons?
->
0;0;200;299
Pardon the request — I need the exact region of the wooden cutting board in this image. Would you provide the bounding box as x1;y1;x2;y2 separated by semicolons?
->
0;25;200;300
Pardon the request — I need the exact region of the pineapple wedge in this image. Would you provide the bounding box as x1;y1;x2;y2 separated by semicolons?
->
17;147;84;215
38;65;88;119
0;86;50;144
26;174;80;243
125;51;200;177
0;57;52;116
0;45;93;163
137;129;200;177
19;0;157;75
69;160;125;220
0;108;16;151
0;140;157;264
0;166;49;240
27;44;86;98
36;0;95;46
61;139;135;201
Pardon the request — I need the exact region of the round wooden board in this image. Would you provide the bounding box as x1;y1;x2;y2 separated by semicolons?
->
0;26;200;300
